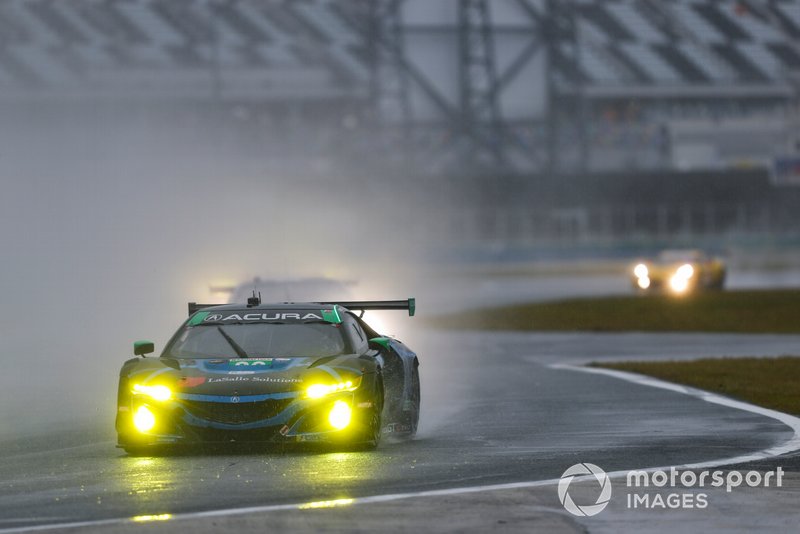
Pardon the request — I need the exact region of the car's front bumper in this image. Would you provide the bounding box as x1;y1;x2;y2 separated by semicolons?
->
116;392;376;449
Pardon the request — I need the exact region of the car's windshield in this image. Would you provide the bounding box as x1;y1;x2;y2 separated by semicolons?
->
164;323;348;359
657;250;702;263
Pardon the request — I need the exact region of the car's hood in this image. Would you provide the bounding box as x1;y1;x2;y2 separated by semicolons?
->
647;261;697;276
126;356;363;397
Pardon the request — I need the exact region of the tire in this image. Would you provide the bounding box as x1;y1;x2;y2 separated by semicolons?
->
123;446;148;457
357;406;382;450
402;364;420;438
353;376;383;450
123;444;172;456
712;272;726;291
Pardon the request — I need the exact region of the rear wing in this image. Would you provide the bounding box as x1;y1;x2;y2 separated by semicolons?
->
320;298;415;317
188;298;415;317
188;302;224;316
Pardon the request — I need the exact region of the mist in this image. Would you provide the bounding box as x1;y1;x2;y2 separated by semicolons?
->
2;0;797;447
0;105;439;440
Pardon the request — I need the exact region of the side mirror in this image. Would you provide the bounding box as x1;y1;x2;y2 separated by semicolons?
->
133;340;155;357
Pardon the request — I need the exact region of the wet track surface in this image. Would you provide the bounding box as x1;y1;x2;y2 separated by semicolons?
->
428;268;800;312
2;330;799;530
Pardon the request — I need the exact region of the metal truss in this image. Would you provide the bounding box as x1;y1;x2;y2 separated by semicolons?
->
366;0;413;157
544;0;589;173
341;0;589;174
457;0;506;168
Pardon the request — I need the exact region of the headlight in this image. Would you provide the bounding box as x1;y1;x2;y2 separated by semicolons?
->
132;384;172;401
670;275;689;293
306;376;361;399
328;401;352;430
633;264;648;278
676;264;694;279
637;276;651;289
133;406;156;432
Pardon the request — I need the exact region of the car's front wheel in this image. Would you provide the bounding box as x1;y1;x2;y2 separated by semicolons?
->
359;406;382;450
122;445;150;457
352;376;383;450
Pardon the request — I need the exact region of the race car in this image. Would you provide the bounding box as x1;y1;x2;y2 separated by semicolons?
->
116;297;419;454
209;277;355;304
631;250;726;294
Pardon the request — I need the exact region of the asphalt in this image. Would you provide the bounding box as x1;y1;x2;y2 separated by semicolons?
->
1;330;799;531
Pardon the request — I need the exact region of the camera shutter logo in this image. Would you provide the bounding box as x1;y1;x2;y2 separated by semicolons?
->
558;463;612;517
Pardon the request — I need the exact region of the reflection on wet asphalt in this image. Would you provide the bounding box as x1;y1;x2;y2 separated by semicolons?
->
0;330;796;529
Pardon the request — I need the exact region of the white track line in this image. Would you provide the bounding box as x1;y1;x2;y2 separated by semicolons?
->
550;363;800;462
4;363;799;533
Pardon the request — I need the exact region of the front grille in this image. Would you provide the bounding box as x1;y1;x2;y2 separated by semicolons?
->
189;426;281;443
181;399;293;425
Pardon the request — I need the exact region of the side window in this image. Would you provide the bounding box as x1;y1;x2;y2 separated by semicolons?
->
353;314;381;339
344;313;368;352
351;323;364;343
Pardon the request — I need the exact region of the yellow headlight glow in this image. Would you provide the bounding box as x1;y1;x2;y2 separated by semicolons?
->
132;514;172;522
133;406;156;432
298;499;354;510
132;384;172;401
306;377;360;399
328;401;352;430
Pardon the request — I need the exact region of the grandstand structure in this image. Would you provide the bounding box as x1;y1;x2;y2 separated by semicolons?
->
0;0;798;177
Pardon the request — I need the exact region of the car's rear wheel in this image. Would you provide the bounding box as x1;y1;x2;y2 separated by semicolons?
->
711;273;726;290
403;364;420;438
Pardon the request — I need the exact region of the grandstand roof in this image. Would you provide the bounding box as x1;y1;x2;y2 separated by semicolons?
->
573;0;800;91
0;0;797;101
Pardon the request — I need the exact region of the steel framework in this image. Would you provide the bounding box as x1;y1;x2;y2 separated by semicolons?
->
367;0;413;157
361;0;589;174
457;0;506;168
544;0;589;172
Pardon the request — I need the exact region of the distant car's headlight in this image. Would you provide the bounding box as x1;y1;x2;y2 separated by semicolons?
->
634;264;648;278
676;264;694;279
670;275;689;293
132;384;172;402
306;376;362;399
637;276;651;289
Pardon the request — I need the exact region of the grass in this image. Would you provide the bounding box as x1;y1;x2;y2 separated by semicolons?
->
432;289;800;333
592;357;800;416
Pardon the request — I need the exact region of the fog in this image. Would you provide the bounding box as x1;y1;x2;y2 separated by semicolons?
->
0;108;437;440
1;0;796;450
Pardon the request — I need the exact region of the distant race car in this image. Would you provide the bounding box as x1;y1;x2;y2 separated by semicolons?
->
631;250;726;294
116;297;418;454
210;277;355;304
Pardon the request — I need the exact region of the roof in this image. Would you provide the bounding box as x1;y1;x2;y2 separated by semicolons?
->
188;298;414;318
197;303;339;312
186;302;345;326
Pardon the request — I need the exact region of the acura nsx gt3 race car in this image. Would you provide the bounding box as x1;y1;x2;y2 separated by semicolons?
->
631;249;726;294
116;297;419;453
209;277;355;304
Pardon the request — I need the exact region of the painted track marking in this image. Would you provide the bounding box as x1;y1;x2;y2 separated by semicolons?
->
4;362;799;533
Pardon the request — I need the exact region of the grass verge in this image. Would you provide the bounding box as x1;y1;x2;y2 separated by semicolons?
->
432;289;800;333
592;357;800;416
